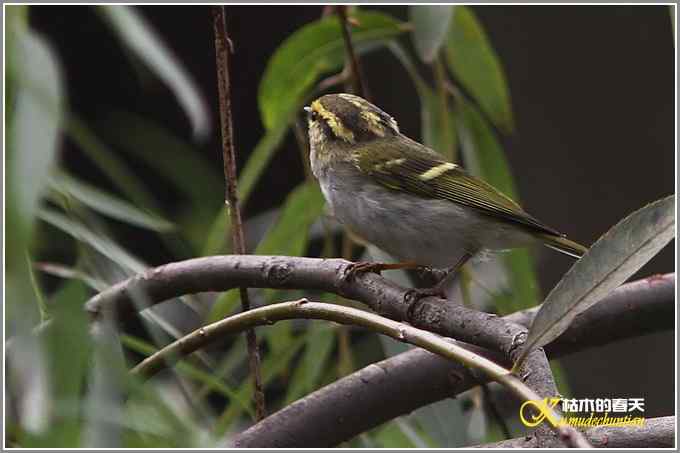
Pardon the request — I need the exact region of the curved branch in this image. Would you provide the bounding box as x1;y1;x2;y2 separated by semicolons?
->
129;299;589;447
475;415;675;448
85;255;536;357
230;273;674;447
84;255;564;440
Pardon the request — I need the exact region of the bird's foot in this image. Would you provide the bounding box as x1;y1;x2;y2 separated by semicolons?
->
345;261;420;280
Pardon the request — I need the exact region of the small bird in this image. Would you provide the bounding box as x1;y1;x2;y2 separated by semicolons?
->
305;93;587;293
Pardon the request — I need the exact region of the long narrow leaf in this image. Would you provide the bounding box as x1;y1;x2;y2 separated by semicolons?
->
98;6;210;139
410;5;453;63
515;195;675;368
7;23;64;237
49;171;175;232
445;6;513;132
388;43;457;160
456;96;540;312
202;121;291;256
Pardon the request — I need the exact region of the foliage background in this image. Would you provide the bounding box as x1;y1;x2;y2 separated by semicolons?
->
6;4;675;448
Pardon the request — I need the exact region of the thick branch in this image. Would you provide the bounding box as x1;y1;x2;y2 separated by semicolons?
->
230;273;674;447
475;415;674;448
128;299;588;447
212;7;265;420
84;255;562;413
85;255;531;357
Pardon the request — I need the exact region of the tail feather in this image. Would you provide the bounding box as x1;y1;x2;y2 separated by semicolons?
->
540;234;588;259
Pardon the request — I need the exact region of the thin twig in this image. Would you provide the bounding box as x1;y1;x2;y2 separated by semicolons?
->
130;299;589;447
336;6;367;98
212;6;265;421
432;57;456;161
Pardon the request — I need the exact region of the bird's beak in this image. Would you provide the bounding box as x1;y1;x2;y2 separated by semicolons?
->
303;106;312;113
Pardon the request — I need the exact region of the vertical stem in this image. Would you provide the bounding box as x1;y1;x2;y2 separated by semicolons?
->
433;57;456;161
212;6;266;421
336;6;367;98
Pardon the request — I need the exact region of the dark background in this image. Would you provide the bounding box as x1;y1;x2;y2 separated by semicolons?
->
31;5;675;418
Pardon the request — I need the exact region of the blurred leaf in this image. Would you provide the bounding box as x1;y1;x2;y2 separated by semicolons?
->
202;121;291;256
38;208;145;273
456;96;540;312
49;171;175;232
67;115;160;212
120;334;253;417
259;10;405;130
375;420;418;448
98;6;210;139
215;334;307;433
445;6;513;132
40;279;92;447
7;22;64;240
516;195;675;369
34;262;106;291
388;43;456;160
27;255;49;323
412;398;467;447
285;322;336;404
466;403;487;444
497;250;540;314
410;6;453;63
84;319;126;447
255;182;325;255
103;111;223;209
207;183;325;322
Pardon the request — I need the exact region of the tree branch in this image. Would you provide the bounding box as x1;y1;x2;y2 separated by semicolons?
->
83;255;567;422
212;7;265;420
474;415;674;448
128;299;588;447
336;5;367;98
230;273;674;447
83;256;671;447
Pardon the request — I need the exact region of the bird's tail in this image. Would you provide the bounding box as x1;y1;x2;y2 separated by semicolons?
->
539;234;588;259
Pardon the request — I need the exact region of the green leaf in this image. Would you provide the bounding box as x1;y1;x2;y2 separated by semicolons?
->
40;279;92;447
215;334;307;433
285;322;336;404
515;195;675;369
38;208;145;273
7;24;64;239
120;334;252;417
375;420;418;448
259;10;405;130
102;111;223;211
445;6;513;132
67;115;160;213
255;182;326;256
98;6;210;139
456;96;540;312
410;6;453;63
49;171;175;232
388;44;457;160
207;182;325;322
202;121;291;256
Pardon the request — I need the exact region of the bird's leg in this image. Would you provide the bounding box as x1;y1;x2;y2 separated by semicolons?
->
413;252;474;298
346;261;420;279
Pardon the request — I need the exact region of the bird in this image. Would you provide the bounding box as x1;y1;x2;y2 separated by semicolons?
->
305;93;587;294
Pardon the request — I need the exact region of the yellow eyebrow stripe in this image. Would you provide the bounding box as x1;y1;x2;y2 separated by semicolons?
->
311;100;355;143
418;162;458;181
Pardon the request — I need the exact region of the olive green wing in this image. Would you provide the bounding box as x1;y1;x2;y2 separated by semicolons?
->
353;139;563;237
